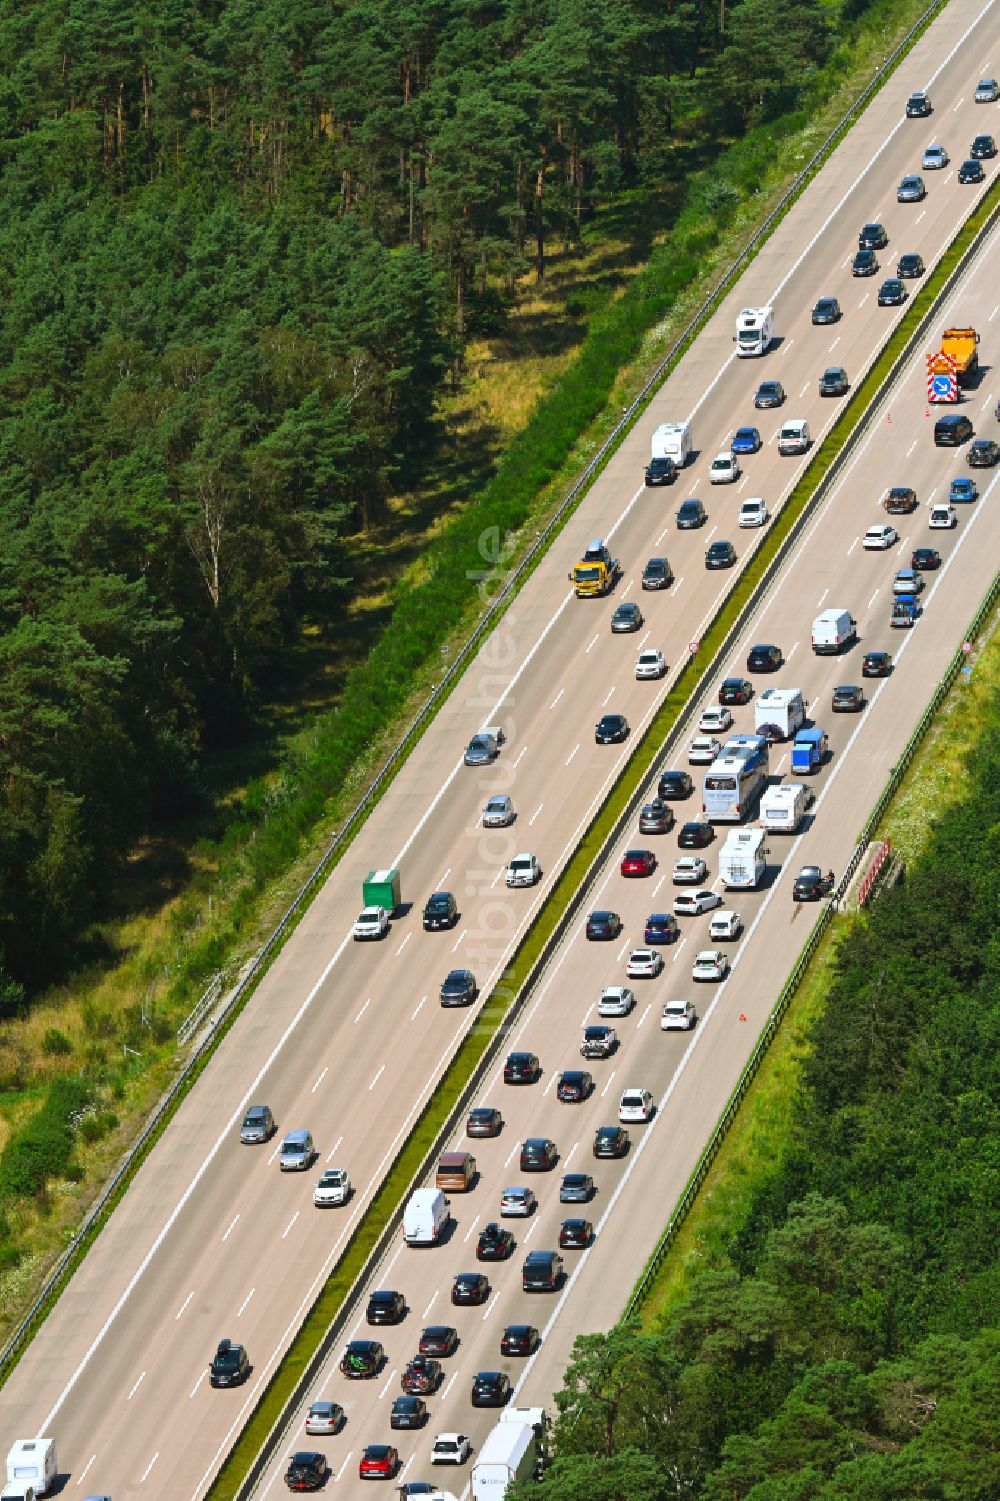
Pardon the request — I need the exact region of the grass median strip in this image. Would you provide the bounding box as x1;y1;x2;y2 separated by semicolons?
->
207;139;1000;1501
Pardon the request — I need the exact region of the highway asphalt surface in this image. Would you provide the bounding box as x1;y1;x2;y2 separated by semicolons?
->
2;3;998;1498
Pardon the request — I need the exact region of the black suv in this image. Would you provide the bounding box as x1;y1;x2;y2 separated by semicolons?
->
958;158;985;183
747;642;783;673
500;1324;540;1356
471;1370;513;1407
718;676;752;705
644;455;677;486
522;1250;564;1291
753;380;785;408
595;713;629;744
970;133;997;158
210;1339;249;1388
586;909;622;939
477;1223;515;1261
452;1271;490;1306
439;968;477;1006
968;438;999;467
284;1453;328;1491
340;1338;384;1377
819;366;849;397
811;296;841;324
504;1050;541;1083
641;556;674;590
792;866;835;902
676;497;707;529
520;1137;558;1171
897;252;924;278
593;1125;630;1159
832;685;865;713
905;91;931;116
705;539;736;569
933;414;973;447
423;891;458;930
638;799;673;834
852;248;879;276
877;279;907;307
556;1069;593;1102
657;769;693;799
390;1396;427;1430
858;222;888;249
366;1290;405;1326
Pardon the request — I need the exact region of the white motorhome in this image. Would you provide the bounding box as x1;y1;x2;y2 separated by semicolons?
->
760;783;810;833
754;687;805;740
718;828;768;889
734;305;775;356
811;607;857;654
651;421;693;467
5;1444;56;1500
403;1187;450;1246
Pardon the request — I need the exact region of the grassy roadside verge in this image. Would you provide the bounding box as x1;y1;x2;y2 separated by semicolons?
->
0;0;952;1350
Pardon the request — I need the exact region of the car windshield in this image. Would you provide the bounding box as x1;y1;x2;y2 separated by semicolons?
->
215;1350;240;1370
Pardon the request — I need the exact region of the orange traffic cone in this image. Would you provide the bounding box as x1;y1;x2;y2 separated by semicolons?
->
738;1013;748;1022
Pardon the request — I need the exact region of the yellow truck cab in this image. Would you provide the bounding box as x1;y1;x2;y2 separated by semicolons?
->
569;539;620;597
939;327;979;387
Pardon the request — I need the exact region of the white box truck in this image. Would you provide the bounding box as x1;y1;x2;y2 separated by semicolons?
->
718;828;768;889
811;608;857;655
4;1444;56;1500
754;688;805;741
471;1421;539;1501
734;305;775;356
651;421;692;467
760;783;810;833
403;1187;450;1246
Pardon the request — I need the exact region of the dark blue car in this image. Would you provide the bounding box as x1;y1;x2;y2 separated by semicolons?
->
643;912;679;944
731;425;762;455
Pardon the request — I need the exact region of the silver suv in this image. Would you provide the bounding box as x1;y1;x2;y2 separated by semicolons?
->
239;1104;274;1144
279;1130;315;1170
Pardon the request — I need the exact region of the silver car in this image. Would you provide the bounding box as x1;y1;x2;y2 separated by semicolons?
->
305;1401;343;1435
896;174;926;201
464;731;501;766
499;1186;537;1217
482;794;515;827
279;1130;315;1171
921;144;949;168
975;77;999;102
239;1104;274;1144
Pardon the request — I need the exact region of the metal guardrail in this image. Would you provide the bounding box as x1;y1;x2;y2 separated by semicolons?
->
177;974;223;1045
623;570;1000;1317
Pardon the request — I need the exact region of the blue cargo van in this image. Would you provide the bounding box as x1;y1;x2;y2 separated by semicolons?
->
790;727;828;775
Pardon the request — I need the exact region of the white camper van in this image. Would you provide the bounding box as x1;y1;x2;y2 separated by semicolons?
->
651;421;693;468
5;1443;56;1501
734;305;775;356
718;828;768;889
403;1187;451;1246
754;687;805;740
760;783;810;833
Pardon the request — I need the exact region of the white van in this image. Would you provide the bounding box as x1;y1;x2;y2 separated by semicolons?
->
403;1187;451;1246
5;1443;56;1500
777;418;810;455
651;421;693;467
811;608;857;654
760;783;810;833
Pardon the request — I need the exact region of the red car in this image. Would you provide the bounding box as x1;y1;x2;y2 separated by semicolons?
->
620;848;656;877
359;1444;398;1479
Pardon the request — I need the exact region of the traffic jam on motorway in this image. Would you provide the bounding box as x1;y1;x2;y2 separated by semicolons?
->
7;56;998;1501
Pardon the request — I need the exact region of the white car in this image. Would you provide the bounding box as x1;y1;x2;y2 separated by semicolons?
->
738;497;769;527
709;450;741;484
313;1168;351;1207
692;949;729;982
672;861;711;889
921;143;949;168
777;419;810;455
499;1186;536;1217
352;906;390;940
892;568;924;595
974;77;999;102
673;886;720;913
482;794;515;827
929;503;957;529
635;648;667;680
619;1087;655;1123
625;947;664;979
699;705;733;734
862;523;898;550
660;999;697;1031
708;909;743;941
688;735;722;765
505;852;541;887
431;1434;472;1465
597;985;636;1017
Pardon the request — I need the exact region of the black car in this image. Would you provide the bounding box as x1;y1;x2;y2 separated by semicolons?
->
522;1250;564;1291
367;1290;405;1326
556;1070;593;1103
645;455;677;486
792;866;835;901
477;1223;515;1261
958;158;985;183
852;248;879;276
559;1172;595;1203
859;222;888;249
884;485;917;514
911;547;941;570
639;799;673;834
520;1136;558;1171
595;713;629;744
581;1024;617;1058
705;539;736;569
754;380;785;408
452;1271;490;1306
390;1395;427;1430
657;769;693;799
210;1339;249;1388
586;909;622;940
819;366;849;396
934;414;973;446
811;296;841;324
418;1325;458;1358
970;133;997;158
832;685;865;712
906;91;932;116
877;278;907;306
676;497;707;529
559;1218;594;1249
641;556;674;589
440;968;477;1006
467;1106;502;1138
500;1324;540;1357
718;676;753;705
644;911;679;944
503;1050;540;1083
340;1339;384;1378
401;1356;442;1394
594;1125;630;1159
968;438;999;467
897;252;925;278
862;650;892;678
285;1452;328;1491
423;891;457;930
678;821;713;849
611;601;643;633
471;1371;512;1407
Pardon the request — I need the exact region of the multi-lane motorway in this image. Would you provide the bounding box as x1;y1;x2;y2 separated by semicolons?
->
3;3;999;1498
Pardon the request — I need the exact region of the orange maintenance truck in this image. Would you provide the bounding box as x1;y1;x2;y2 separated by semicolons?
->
939;327;980;387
